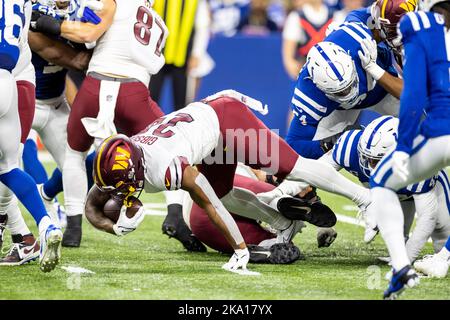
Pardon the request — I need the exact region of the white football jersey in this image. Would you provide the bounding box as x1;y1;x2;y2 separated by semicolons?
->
131;102;220;193
12;0;35;84
88;0;168;86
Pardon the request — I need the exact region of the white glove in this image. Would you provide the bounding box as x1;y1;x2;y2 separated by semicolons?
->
222;248;250;272
392;151;410;182
85;0;104;11
358;38;385;81
113;206;146;236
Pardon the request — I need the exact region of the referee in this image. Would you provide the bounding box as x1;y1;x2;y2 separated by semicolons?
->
150;0;210;111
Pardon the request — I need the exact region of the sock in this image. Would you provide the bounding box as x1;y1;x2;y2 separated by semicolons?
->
22;139;48;184
86;151;95;190
438;237;450;261
371;187;410;271
43;168;63;200
164;189;186;206
6;198;31;236
286;157;371;208
62;146;87;217
0;168;48;226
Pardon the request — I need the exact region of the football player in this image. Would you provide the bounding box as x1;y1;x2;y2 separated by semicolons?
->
0;0;62;272
31;0;169;247
86;90;373;273
0;0;94;266
325;116;450;262
368;0;450;298
285;0;420;160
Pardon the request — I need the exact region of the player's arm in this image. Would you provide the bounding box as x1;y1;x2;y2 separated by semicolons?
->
358;39;403;99
181;166;246;250
28;31;91;71
396;39;427;155
375;71;403;99
60;0;116;43
85;186;116;235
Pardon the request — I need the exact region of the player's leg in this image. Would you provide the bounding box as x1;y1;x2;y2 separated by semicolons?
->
114;81;164;136
171;65;188;111
0;71;61;272
211;97;371;209
63;76;100;247
22;130;48;184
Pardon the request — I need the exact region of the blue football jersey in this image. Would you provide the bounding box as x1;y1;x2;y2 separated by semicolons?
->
32;51;68;100
397;11;450;154
332;129;439;197
291;21;394;127
0;0;25;71
345;7;372;25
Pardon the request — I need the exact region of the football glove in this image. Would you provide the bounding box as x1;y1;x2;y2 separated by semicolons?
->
222;248;250;272
317;227;337;248
358;38;385;81
31;11;62;36
392;151;410;182
113;206;146;236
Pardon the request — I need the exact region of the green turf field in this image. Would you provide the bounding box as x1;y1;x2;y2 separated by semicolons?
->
0;163;448;300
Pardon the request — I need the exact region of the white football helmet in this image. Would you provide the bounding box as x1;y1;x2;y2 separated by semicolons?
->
357;116;399;177
307;42;360;106
422;0;449;11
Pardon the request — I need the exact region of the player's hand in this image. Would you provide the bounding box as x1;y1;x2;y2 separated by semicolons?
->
317;228;337;248
112;206;146;236
222;248;251;272
31;10;62;36
358;38;385;80
392;151;410;182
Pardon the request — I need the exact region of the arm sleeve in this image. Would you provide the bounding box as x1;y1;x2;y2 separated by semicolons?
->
191;0;210;57
396;39;427;154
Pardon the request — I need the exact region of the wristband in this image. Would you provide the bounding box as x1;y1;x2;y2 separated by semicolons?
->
366;63;385;81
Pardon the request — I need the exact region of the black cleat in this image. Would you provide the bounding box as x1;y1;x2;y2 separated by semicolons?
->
62;215;82;247
248;243;303;264
162;205;206;252
277;197;337;227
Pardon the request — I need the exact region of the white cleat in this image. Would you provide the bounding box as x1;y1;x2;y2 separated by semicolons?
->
276;220;305;244
39;225;62;273
414;254;449;278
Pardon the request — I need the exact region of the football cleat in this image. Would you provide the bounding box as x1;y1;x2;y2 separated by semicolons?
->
62;215;82;247
383;265;420;300
248;243;303;264
317;227;338;248
162;205;206;252
414;254;449;278
276;220;305;244
39;224;62;273
276;196;337;227
0;236;40;266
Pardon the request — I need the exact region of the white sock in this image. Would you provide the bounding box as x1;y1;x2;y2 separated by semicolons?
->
164;189;186;206
286;157;371;207
62;145;87;217
6;198;31;236
437;246;450;261
371;187;410;270
38;215;52;235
